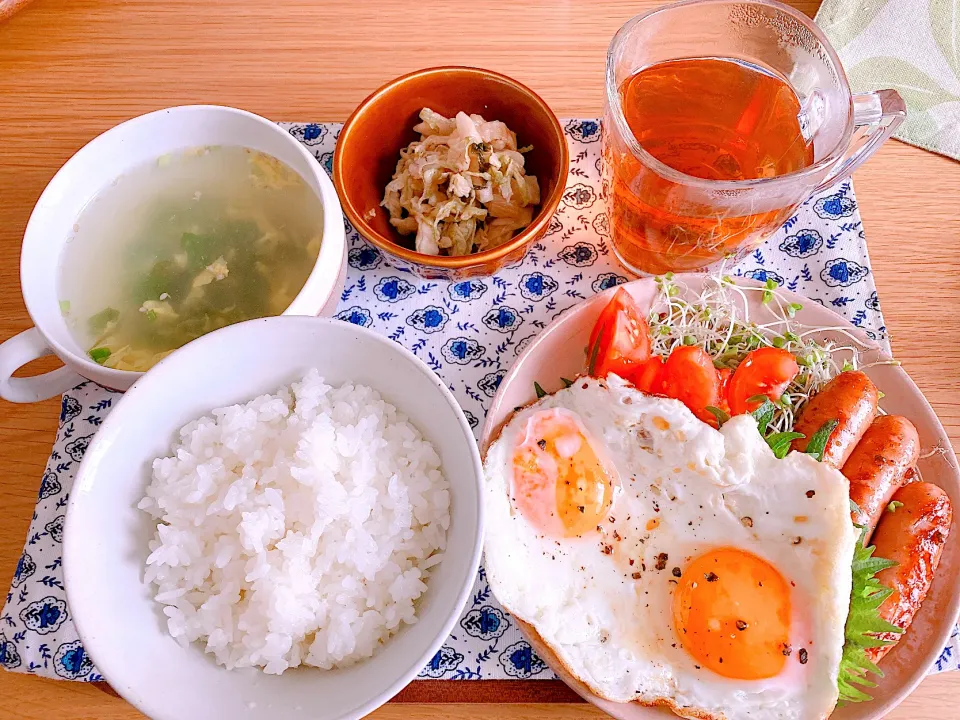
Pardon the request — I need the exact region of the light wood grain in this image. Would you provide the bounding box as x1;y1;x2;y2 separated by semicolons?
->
0;0;34;23
2;669;959;720
0;0;958;718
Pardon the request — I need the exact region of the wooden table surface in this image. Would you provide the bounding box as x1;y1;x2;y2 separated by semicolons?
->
1;0;959;718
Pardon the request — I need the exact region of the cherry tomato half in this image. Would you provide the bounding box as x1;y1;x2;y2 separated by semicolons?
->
659;346;721;426
587;288;652;379
627;355;665;394
727;347;800;415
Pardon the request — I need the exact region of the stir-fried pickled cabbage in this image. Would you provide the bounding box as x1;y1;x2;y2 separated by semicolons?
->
381;108;541;256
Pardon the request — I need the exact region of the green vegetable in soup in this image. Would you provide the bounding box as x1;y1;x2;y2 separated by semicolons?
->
181;220;258;270
88;307;119;335
89;347;112;364
135;260;188;305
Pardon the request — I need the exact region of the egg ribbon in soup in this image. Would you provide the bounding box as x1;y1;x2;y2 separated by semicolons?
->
58;147;323;372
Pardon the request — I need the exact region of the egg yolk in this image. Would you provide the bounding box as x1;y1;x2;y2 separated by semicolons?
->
510;409;615;537
672;548;791;680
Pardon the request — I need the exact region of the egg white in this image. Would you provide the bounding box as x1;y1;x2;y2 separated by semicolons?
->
483;375;856;720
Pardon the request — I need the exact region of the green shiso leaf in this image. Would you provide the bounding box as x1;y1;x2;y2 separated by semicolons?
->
587;332;602;376
837;527;903;703
806;419;839;462
750;399;776;434
705;405;730;427
765;431;805;459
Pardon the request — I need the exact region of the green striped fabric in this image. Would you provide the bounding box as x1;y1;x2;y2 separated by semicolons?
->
817;0;960;160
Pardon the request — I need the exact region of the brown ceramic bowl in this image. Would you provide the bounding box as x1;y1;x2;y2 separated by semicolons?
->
333;66;569;280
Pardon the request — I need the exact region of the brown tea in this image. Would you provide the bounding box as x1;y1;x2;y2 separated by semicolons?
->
605;57;814;273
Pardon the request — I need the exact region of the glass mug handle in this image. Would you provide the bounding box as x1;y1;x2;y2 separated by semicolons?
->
814;89;907;192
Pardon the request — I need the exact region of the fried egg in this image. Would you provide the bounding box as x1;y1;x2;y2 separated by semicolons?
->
483;375;856;720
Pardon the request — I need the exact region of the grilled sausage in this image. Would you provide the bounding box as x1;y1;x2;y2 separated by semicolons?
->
866;482;952;663
842;415;921;539
791;371;878;468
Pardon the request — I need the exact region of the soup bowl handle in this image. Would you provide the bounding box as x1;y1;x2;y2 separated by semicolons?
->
0;328;86;403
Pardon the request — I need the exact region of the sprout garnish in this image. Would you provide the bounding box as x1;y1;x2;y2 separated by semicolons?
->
649;274;874;435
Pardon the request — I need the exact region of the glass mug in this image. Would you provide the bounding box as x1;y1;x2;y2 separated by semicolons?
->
602;0;905;275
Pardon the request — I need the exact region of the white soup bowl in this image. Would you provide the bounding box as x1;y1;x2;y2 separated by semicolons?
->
0;105;346;403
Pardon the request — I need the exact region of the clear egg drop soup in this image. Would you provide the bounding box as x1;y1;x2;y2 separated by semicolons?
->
58;146;324;372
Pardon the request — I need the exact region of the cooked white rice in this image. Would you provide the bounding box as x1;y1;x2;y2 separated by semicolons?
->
138;369;450;674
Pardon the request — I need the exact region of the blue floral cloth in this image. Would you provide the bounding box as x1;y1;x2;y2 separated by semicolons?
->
3;120;957;684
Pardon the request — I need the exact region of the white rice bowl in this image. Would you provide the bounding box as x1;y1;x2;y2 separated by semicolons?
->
138;369;451;674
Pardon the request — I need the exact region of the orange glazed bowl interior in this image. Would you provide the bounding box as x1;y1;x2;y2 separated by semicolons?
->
333;66;569;279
